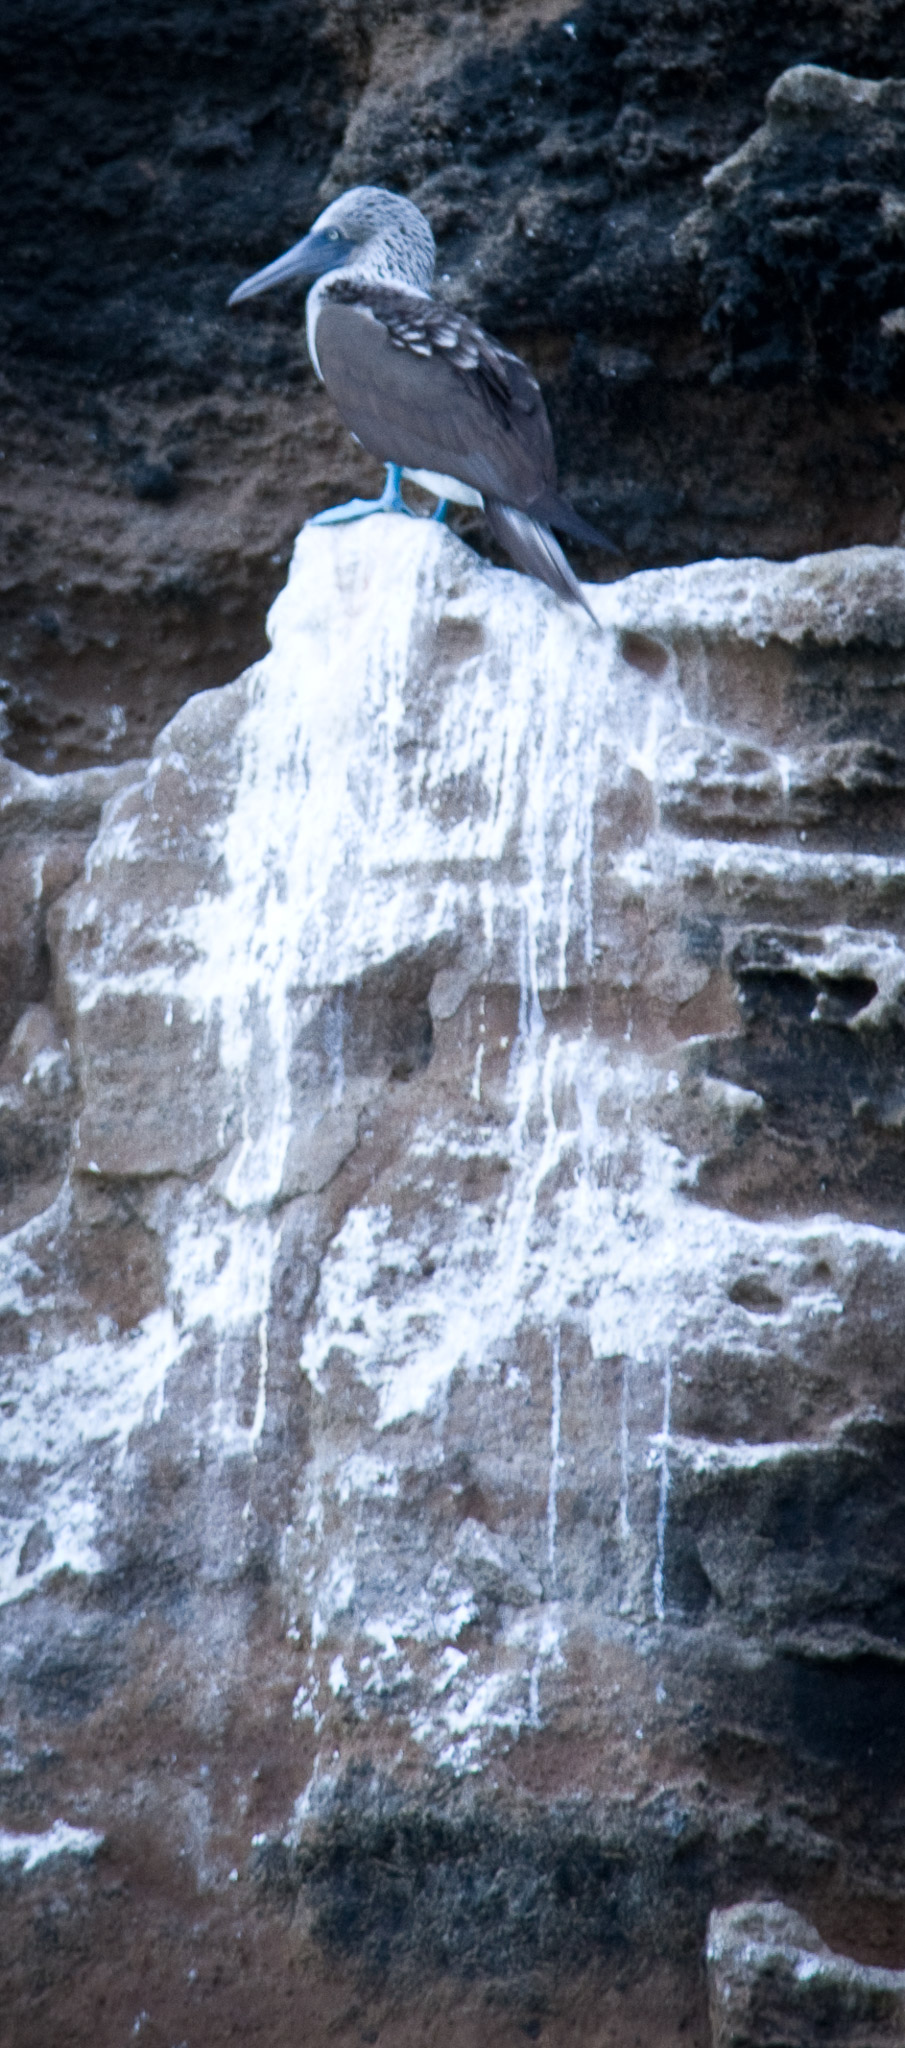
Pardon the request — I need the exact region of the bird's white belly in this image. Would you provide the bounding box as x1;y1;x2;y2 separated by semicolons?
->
402;467;484;510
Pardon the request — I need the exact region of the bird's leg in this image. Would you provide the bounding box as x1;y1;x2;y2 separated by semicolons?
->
307;463;415;526
377;463;413;515
431;499;449;523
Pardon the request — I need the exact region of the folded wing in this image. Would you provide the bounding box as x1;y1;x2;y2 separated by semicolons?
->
315;286;560;518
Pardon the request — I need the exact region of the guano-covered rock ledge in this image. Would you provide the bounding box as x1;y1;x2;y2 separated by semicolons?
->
3;519;905;2045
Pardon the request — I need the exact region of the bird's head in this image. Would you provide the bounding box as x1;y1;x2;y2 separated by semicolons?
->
228;186;436;307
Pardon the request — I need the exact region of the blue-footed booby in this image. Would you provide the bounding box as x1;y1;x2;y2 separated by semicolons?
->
228;186;616;619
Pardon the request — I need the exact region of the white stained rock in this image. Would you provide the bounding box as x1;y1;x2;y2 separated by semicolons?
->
707;1901;905;2047
0;1821;105;1874
5;517;905;1783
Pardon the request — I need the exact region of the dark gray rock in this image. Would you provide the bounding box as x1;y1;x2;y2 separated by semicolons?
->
678;66;905;394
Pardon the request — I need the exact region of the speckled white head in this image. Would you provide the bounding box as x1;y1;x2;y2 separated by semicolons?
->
228;184;436;307
309;186;437;291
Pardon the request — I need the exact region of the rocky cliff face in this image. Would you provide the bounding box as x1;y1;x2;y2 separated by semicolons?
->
3;518;905;2045
4;4;905;769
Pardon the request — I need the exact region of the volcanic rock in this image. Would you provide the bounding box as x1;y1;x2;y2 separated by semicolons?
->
707;1900;905;2046
2;518;905;2043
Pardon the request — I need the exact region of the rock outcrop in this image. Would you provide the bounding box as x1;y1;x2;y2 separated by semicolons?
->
678;63;905;394
707;1901;905;2047
3;517;905;2044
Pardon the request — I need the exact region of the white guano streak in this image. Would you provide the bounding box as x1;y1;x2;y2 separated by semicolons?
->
652;1350;673;1624
546;1327;562;1580
0;1822;104;1871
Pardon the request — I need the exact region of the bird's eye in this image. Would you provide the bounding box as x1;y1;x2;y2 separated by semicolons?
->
326;229;340;241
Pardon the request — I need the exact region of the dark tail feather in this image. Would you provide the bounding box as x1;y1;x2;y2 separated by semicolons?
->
484;499;600;626
533;492;621;556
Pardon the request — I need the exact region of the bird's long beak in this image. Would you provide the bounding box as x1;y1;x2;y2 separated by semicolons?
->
228;229;351;306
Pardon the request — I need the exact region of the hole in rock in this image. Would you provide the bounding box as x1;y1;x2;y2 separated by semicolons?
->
815;974;879;1025
735;968;816;1024
619;631;670;678
787;1655;905;1785
728;1275;783;1313
318;950;441;1086
662;1533;713;1623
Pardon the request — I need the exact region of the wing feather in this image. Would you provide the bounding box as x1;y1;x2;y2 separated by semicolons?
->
314;285;558;513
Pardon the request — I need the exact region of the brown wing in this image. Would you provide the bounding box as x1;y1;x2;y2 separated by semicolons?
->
313;287;559;514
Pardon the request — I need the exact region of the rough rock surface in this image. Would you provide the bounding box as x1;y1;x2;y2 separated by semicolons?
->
707;1900;905;2046
5;3;905;768
3;517;905;2044
679;64;905;394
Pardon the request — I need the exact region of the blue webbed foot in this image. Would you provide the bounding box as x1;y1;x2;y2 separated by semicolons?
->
309;496;392;526
308;463;414;526
431;500;449;523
